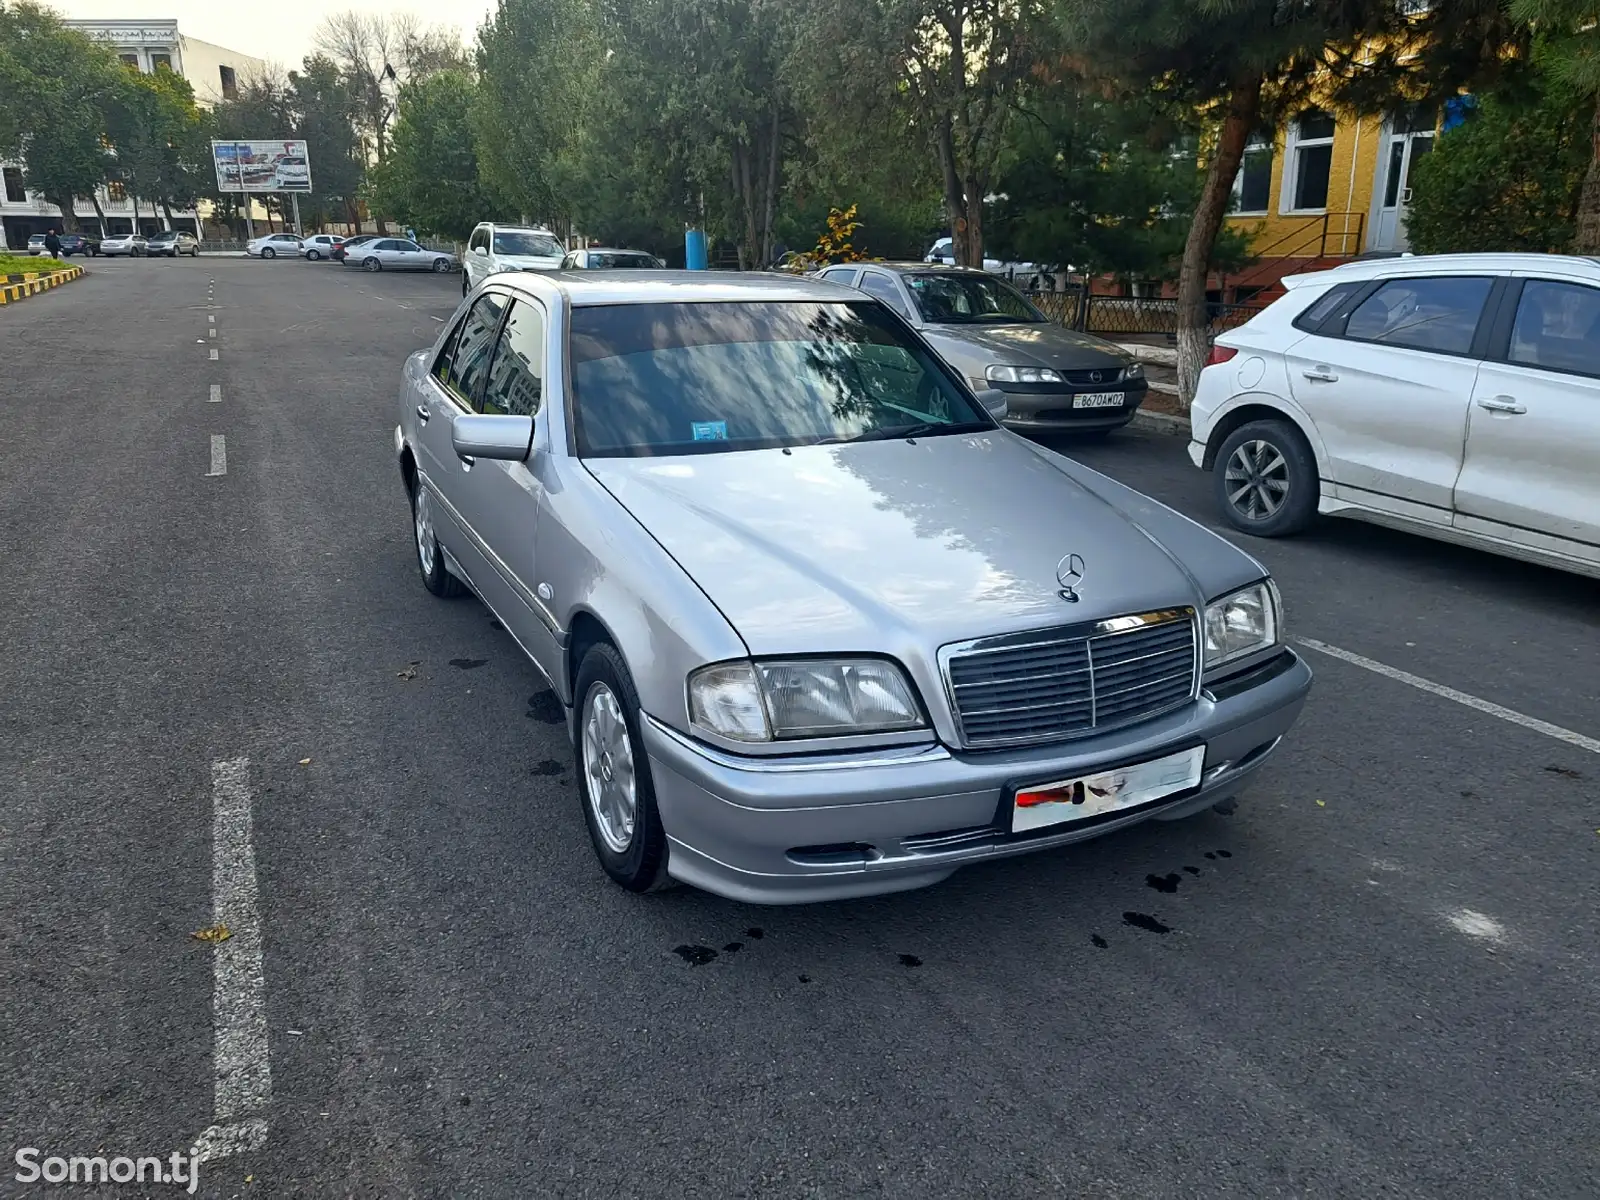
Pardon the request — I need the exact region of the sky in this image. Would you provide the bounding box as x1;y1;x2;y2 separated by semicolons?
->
57;1;492;72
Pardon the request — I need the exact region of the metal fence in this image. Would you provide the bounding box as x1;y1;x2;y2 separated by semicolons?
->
1023;288;1264;340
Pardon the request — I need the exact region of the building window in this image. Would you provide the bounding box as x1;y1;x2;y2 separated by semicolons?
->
219;65;237;99
107;180;127;201
1284;109;1335;212
3;167;24;203
119;53;140;69
151;53;172;70
1232;124;1275;215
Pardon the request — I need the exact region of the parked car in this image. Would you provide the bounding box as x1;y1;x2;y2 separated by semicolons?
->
1189;252;1600;579
331;234;377;262
57;232;101;257
25;233;49;255
300;234;344;261
246;233;303;259
461;223;565;295
146;230;199;257
924;236;1052;288
397;270;1311;903
560;247;665;269
344;238;454;273
818;263;1147;435
100;233;149;257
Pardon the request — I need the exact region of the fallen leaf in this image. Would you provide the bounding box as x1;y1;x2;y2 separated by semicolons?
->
1544;765;1583;780
191;924;231;943
396;661;420;681
297;758;311;766
1316;799;1326;807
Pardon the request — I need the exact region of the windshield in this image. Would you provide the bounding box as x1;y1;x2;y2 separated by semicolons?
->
590;252;662;269
906;273;1045;325
149;232;175;241
494;231;563;257
570;301;992;458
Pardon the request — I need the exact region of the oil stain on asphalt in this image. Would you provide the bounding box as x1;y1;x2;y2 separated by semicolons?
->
1146;872;1181;894
450;658;487;670
673;945;718;966
529;759;564;776
1123;912;1172;934
527;691;564;723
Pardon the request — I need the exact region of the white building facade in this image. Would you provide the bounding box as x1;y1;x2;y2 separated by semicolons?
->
1;19;266;249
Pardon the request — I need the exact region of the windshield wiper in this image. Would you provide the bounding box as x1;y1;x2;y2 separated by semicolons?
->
815;421;989;446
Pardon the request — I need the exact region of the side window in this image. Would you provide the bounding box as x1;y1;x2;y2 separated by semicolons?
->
819;267;859;286
469;228;486;252
860;272;911;319
1507;281;1600;378
1343;276;1493;356
1293;281;1362;333
480;299;546;417
433;293;505;406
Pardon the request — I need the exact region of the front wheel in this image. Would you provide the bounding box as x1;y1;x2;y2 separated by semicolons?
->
306;249;320;261
411;484;465;598
363;257;381;272
432;257;450;273
262;247;275;259
574;643;671;893
1213;419;1319;537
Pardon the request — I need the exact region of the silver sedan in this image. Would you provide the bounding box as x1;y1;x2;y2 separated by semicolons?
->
396;272;1312;904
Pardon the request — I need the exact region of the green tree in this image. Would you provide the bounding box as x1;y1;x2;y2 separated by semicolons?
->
1510;0;1600;252
107;66;209;228
0;1;121;231
1407;66;1590;255
288;55;364;229
368;68;492;239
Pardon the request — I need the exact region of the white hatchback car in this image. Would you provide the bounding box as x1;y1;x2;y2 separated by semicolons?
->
1190;253;1600;579
299;234;343;260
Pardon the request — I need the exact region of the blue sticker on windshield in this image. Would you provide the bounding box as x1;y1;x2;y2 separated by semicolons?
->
691;421;728;442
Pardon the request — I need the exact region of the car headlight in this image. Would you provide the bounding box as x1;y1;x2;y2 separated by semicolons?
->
689;658;925;741
1123;362;1145;380
1203;581;1282;670
986;364;1063;385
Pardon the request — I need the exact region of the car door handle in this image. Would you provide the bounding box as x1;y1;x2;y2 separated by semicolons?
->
416;404;431;423
1477;396;1526;414
1302;368;1339;383
457;452;476;467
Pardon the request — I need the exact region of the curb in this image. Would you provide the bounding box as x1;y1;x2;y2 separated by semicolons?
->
0;264;84;305
1130;409;1191;437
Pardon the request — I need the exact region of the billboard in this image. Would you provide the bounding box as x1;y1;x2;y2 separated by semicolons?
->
211;140;312;193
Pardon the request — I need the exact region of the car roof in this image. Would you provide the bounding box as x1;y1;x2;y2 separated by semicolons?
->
864;262;994;277
502;270;861;307
482;223;558;234
1286;252;1600;288
580;247;657;255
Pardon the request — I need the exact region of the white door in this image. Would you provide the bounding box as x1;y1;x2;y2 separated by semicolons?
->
1453;278;1600;562
1285;274;1493;520
1371;119;1435;252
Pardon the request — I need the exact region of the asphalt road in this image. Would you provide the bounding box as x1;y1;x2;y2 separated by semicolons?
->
2;257;1597;1199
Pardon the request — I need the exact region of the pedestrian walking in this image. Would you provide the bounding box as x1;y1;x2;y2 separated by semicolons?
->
43;228;61;257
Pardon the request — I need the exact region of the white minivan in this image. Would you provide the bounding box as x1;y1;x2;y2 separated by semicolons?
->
1189;252;1600;579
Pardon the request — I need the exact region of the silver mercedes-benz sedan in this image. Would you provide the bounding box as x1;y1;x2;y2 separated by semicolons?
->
396;271;1312;904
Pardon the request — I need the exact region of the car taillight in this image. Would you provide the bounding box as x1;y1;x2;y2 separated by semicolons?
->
1206;345;1238;367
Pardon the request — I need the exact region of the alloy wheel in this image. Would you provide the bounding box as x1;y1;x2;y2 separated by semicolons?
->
582;684;638;854
1224;439;1291;521
414;487;436;576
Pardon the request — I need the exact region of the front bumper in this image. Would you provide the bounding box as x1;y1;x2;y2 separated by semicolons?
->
646;648;1312;904
999;382;1149;432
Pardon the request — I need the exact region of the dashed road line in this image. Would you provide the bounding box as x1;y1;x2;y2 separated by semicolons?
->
208;327;217;339
208;314;215;323
206;435;227;477
209;385;221;404
209;349;219;361
192;758;270;1163
1296;637;1600;755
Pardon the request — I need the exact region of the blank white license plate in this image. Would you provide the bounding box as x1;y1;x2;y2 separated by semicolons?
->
1011;746;1205;833
1072;392;1125;409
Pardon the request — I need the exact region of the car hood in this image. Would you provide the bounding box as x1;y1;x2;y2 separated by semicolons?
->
919;323;1131;374
585;432;1249;656
495;254;563;271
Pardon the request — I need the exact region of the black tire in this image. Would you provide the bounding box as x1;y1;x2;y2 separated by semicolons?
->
363;257;381;272
410;483;466;598
573;642;672;893
461;271;470;296
432;257;450;273
1212;419;1319;537
262;247;275;259
306;249;320;261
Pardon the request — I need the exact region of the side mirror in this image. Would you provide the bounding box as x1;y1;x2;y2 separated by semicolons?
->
471;244;488;256
977;388;1009;422
452;414;534;462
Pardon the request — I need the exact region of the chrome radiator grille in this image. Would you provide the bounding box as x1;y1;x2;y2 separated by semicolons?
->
944;609;1197;748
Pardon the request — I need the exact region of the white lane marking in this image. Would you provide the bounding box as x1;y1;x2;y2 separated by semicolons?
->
208;314;215;323
1296;637;1600;755
208;327;217;339
1446;909;1507;944
209;349;219;361
194;758;271;1163
429;315;444;322
209;385;221;404
206;435;227;477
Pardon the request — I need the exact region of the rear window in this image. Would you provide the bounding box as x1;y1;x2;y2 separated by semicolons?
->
569;301;991;457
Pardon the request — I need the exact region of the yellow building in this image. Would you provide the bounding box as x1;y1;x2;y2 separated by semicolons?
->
1223;101;1445;302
